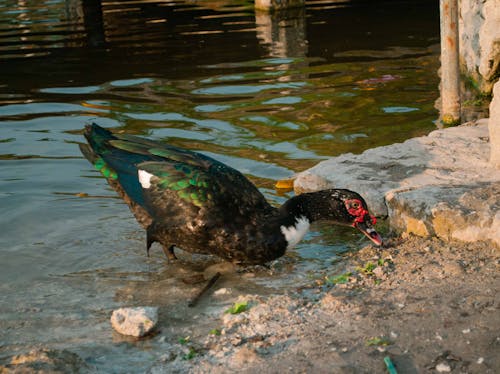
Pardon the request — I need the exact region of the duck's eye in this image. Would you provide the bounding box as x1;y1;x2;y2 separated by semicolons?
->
350;201;360;209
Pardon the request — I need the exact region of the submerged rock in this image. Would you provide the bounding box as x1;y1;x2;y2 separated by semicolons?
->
0;349;92;373
110;306;158;337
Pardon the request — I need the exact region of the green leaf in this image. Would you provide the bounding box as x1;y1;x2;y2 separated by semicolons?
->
178;336;190;345
209;329;221;336
366;336;393;346
357;261;376;275
182;347;197;360
325;272;352;285
225;301;248;314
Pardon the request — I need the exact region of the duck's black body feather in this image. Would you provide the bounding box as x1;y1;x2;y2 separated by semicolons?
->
80;124;382;265
80;124;287;264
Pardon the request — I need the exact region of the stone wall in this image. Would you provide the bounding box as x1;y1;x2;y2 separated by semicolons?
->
459;0;500;167
459;0;500;93
489;81;500;167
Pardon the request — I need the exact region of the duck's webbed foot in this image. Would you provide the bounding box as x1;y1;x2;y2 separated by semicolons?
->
162;245;177;260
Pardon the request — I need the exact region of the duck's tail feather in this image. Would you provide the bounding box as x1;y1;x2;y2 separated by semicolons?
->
80;123;154;228
79;142;97;164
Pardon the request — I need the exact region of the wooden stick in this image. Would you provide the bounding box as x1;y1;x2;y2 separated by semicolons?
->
188;272;221;307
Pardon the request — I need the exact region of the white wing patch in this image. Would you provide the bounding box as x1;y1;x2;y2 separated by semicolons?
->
280;216;310;250
138;169;154;189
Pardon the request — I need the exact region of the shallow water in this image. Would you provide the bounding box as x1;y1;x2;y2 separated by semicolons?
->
0;0;440;370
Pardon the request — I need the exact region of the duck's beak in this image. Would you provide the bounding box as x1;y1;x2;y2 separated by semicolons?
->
354;216;383;246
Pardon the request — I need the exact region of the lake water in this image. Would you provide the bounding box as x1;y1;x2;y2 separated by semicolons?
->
0;0;440;370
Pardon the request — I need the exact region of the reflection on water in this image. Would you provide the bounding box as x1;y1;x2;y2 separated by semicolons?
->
0;0;440;370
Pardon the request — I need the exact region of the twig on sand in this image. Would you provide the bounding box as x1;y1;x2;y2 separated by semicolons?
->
188;272;221;307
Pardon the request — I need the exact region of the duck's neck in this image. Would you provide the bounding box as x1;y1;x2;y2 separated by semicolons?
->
274;193;321;250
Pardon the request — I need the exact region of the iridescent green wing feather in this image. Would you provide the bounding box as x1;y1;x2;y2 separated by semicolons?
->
136;155;272;224
82;124;272;221
109;134;269;214
137;161;213;209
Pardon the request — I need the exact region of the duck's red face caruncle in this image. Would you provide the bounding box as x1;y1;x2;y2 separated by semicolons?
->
344;198;383;246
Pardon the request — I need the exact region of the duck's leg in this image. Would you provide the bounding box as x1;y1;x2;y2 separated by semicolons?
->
146;228;176;260
162;245;177;260
146;225;176;260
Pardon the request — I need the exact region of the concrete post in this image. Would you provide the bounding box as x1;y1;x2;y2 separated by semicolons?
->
439;0;461;125
255;0;304;11
255;7;307;58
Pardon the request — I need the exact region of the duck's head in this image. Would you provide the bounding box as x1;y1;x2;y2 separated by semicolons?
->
342;193;383;246
288;189;383;246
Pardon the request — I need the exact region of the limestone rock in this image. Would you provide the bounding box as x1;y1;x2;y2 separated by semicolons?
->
386;184;500;247
295;121;497;217
294;121;500;247
459;0;500;92
489;81;500;167
110;306;158;337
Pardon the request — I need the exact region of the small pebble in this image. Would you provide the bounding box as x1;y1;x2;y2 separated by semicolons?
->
436;362;451;372
477;357;484;364
373;267;385;278
214;288;231;296
390;331;398;338
462;328;471;334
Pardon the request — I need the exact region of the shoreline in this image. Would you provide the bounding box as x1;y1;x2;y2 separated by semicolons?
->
3;236;499;373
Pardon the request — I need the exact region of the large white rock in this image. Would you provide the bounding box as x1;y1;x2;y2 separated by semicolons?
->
489;81;500;167
386;183;500;246
295;121;496;216
110;306;158;337
459;0;500;91
294;121;500;247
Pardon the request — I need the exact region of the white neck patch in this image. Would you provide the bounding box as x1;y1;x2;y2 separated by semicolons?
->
280;216;310;250
138;169;154;189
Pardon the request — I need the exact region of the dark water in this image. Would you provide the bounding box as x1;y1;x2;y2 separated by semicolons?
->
0;0;440;370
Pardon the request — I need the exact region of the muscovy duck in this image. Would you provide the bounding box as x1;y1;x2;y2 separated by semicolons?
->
80;124;382;265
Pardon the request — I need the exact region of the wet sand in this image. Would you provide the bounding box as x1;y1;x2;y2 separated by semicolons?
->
3;236;498;373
